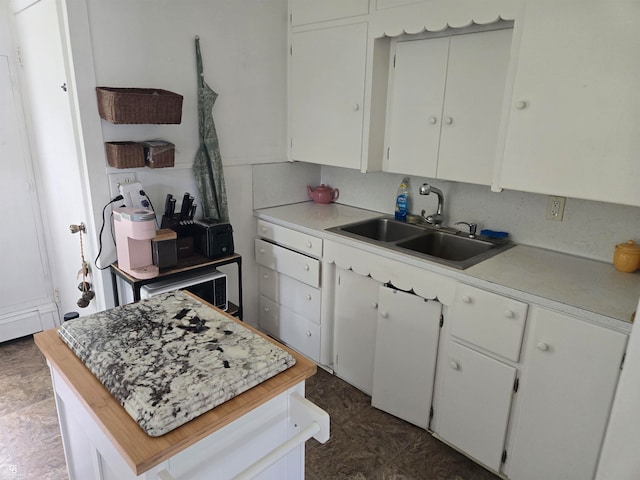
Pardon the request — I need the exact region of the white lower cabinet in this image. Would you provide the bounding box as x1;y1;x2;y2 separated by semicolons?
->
372;286;442;429
505;306;627;480
435;341;517;472
333;267;382;395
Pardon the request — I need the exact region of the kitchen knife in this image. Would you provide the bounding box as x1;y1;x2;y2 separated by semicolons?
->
180;193;192;218
164;194;173;217
168;198;176;217
189;204;197;220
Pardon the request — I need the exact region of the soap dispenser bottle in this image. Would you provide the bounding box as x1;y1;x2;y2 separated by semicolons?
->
395;177;410;222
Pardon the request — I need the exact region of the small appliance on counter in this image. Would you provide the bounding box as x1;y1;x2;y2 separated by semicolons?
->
113;207;159;279
194;219;234;259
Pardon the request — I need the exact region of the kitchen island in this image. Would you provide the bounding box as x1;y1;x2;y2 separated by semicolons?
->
34;292;327;480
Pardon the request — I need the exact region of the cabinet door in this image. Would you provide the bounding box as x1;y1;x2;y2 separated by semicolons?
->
333;268;382;395
385;37;448;177
372;287;442;429
291;0;369;26
437;28;512;185
435;341;516;472
499;0;640;206
289;22;367;169
506;307;627;480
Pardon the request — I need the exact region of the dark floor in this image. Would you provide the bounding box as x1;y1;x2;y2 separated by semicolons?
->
0;336;498;480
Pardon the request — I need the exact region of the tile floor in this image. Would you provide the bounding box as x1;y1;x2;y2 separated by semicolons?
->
0;335;498;480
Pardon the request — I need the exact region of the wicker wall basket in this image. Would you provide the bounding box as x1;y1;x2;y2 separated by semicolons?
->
105;141;145;169
144;141;175;168
96;87;183;124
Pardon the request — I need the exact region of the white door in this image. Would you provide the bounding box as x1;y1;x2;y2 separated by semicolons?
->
289;22;367;169
0;55;51;312
333;267;381;395
506;307;627;480
435;341;516;472
437;28;512;185
385;36;448;177
13;0;95;318
372;287;442;428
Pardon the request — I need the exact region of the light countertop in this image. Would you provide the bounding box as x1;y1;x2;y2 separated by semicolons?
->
255;202;640;332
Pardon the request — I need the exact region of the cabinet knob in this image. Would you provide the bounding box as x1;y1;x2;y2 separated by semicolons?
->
259;248;265;254
306;330;312;337
428;116;438;125
353;103;360;111
306;293;312;301
504;309;515;319
303;264;310;271
444;116;453;125
537;342;549;351
515;100;527;110
261;226;267;233
380;311;389;319
263;273;269;279
306;241;312;248
461;295;471;304
372;302;378;309
263;306;269;312
450;361;459;370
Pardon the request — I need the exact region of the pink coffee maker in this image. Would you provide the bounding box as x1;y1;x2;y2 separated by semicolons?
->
113;207;159;279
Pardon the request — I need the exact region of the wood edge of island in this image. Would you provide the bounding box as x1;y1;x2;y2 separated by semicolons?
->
34;297;317;476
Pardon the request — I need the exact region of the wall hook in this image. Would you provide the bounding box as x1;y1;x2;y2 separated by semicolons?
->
69;223;86;234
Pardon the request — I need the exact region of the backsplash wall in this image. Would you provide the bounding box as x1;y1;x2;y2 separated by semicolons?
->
320;165;640;264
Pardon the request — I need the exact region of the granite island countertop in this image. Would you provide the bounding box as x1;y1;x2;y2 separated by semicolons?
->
255;202;640;332
57;291;297;437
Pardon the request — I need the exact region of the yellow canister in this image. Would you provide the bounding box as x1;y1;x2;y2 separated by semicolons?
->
613;240;640;272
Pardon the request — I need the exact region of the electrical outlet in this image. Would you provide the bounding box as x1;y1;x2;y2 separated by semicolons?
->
108;173;136;200
546;195;565;221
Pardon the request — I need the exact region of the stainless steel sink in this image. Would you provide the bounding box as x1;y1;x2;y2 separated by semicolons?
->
327;216;514;269
337;217;425;242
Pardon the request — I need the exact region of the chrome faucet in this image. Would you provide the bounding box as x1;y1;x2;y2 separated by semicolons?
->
419;183;445;227
455;221;477;238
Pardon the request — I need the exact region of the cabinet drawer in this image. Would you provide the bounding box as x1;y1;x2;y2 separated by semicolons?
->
255;239;320;288
257;220;322;258
259;266;321;325
450;284;528;362
259;296;321;362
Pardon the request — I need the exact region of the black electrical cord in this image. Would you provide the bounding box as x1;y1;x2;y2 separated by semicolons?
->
94;195;124;270
140;190;160;228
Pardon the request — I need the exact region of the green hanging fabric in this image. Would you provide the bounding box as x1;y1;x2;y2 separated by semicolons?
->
192;36;229;222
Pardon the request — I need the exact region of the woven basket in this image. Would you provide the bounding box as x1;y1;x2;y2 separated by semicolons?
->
144;141;175;168
96;87;183;124
105;142;145;168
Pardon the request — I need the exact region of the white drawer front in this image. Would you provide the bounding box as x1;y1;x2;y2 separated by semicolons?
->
255;238;320;288
257;220;323;258
259;266;321;325
450;284;528;362
258;296;320;363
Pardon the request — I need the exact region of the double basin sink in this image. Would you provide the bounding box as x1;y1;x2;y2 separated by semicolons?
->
327;216;514;270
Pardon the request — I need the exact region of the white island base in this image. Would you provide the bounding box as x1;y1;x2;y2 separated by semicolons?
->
35;326;328;480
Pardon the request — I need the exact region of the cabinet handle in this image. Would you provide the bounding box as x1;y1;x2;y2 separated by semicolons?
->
306;293;312;301
306;330;312;337
380;311;389;319
428;116;438;125
444;116;453;125
353;104;360;111
263;306;269;312
504;309;515;318
450;361;459;370
259;248;265;254
461;295;471;304
261;226;267;233
372;302;378;309
306;241;312;248
515;100;527;110
303;264;310;271
537;342;549;351
263;273;269;279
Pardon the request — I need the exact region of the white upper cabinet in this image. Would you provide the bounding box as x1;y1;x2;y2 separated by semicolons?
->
289;22;368;169
385;28;512;185
290;0;369;26
497;0;640;206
